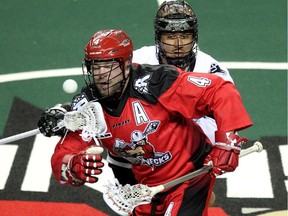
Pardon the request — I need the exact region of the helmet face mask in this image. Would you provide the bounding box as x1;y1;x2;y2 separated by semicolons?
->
83;59;125;99
158;32;195;68
82;30;133;101
154;1;198;70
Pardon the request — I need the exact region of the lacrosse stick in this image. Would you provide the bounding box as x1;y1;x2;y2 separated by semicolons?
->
103;161;213;216
0;101;107;147
103;141;264;216
0;129;40;145
240;141;263;157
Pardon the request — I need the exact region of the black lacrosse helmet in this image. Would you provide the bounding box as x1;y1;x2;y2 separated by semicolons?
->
154;0;198;70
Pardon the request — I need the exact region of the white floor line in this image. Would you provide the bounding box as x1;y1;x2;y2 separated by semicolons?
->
0;62;287;84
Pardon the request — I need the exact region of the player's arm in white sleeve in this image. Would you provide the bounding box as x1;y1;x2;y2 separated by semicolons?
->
195;50;234;83
210;60;234;83
132;46;159;65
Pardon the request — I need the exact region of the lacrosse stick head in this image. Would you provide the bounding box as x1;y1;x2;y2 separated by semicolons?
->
103;179;155;216
62;101;107;143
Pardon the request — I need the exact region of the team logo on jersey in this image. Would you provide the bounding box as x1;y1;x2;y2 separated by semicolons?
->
112;120;172;170
210;63;224;74
134;74;151;94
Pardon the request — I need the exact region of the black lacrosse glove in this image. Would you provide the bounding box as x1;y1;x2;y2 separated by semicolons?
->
38;104;69;137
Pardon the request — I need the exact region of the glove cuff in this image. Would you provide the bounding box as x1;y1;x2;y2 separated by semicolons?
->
215;131;248;154
50;104;68;113
60;156;84;186
214;142;241;153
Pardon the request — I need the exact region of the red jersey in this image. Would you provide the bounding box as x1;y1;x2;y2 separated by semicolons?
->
51;64;252;187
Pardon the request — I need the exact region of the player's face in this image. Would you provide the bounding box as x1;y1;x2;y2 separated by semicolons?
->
160;33;193;59
91;61;124;98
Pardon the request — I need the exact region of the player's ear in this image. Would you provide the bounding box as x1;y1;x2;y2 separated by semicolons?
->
125;57;131;68
124;58;132;75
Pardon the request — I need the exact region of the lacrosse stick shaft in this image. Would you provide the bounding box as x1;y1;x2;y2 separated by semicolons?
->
240;141;263;157
0;101;107;145
162;161;213;190
154;142;263;194
0;128;40;144
0;127;103;146
102;140;265;215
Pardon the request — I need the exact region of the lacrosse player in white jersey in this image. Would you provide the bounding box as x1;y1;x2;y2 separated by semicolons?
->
106;1;234;206
134;0;234;144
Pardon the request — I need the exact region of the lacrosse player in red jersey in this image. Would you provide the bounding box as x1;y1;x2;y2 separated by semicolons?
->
38;2;233;207
38;29;252;215
107;0;234;206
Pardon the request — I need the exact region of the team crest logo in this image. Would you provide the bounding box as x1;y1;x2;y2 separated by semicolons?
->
134;74;151;94
112;120;172;170
210;63;224;74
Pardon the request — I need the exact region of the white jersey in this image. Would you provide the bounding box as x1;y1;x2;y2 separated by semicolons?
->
132;45;234;144
133;45;233;82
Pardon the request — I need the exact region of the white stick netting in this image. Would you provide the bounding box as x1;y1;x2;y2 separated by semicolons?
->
58;101;107;142
103;179;153;216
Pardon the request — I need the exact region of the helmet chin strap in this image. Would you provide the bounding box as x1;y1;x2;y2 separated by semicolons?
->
159;51;195;71
115;58;131;99
117;63;131;99
166;56;188;69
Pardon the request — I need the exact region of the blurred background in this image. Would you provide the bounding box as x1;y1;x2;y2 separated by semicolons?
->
0;0;287;215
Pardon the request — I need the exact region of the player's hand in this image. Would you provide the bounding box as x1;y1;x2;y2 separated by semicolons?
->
204;131;248;176
65;147;104;185
37;104;68;137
